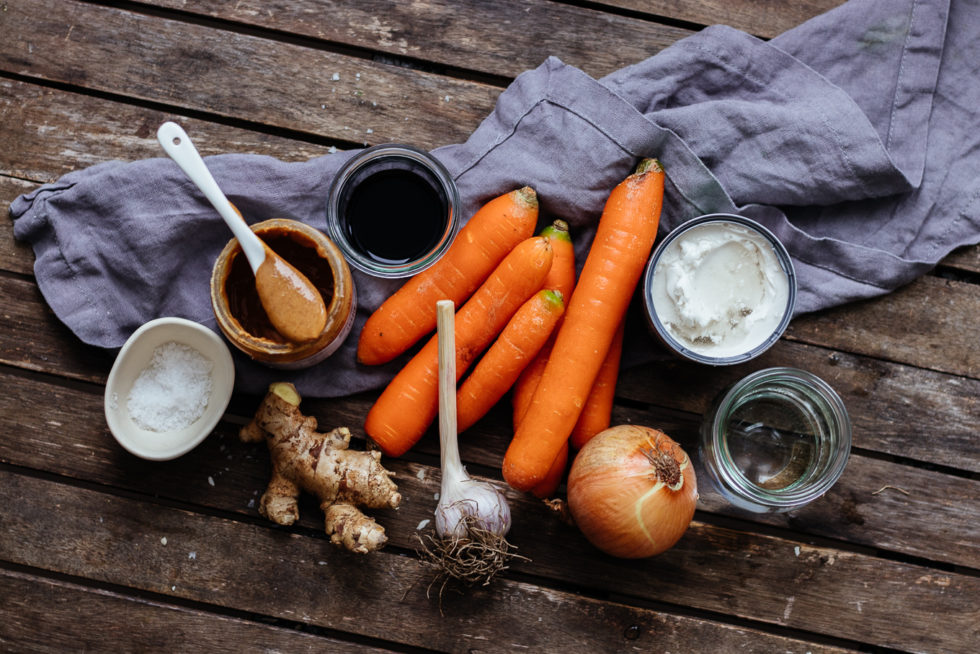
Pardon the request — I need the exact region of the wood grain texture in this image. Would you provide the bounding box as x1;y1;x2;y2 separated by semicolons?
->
0;568;393;653
3;1;979;651
3;266;975;572
0;471;859;654
591;0;847;38
0;276;114;383
140;0;691;81
0;78;336;184
2;264;978;476
1;176;36;276
615;339;980;474
941;243;980;274
0;0;499;149
786;275;980;378
0;367;976;596
445;402;980;569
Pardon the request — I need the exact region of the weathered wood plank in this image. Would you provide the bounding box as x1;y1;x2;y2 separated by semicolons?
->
592;0;846;38
0;471;858;654
439;399;980;570
3;3;976;653
615;339;980;474
300;388;980;575
941;243;980;275
786;275;980;379
0;78;335;184
1;264;978;478
141;0;690;81
507;513;980;653
0;567;393;653
0;275;114;384
0;366;976;579
0;0;499;149
1;176;36;276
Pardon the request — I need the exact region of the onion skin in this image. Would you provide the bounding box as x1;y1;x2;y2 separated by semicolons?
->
567;425;697;558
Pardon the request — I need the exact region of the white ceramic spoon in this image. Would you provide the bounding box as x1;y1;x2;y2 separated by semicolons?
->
157;121;326;343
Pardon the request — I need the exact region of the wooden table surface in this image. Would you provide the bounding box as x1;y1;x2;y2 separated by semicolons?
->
2;1;978;652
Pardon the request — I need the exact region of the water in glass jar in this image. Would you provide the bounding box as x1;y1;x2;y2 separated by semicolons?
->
724;388;822;491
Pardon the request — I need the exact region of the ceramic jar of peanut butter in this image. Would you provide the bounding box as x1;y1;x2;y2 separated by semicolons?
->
210;219;356;369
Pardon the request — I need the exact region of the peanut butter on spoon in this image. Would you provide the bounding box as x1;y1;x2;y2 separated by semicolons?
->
254;243;327;343
157;122;327;343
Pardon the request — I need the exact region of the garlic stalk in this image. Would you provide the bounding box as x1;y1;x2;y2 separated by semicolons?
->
434;300;512;539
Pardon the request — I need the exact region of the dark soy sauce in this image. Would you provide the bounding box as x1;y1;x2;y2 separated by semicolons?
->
341;163;448;265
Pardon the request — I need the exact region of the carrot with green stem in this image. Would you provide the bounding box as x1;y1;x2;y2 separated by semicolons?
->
365;236;554;457
570;318;625;450
511;220;577;428
503;159;665;492
357;187;539;366
456;289;565;435
507;220;577;499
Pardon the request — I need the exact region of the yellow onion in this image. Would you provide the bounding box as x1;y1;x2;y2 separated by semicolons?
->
567;425;697;558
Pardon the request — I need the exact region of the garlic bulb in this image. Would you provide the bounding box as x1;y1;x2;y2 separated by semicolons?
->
435;458;512;539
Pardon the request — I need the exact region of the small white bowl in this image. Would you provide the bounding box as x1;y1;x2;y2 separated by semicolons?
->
104;317;235;460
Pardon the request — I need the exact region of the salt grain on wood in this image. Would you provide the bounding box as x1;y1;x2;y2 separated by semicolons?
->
127;341;212;432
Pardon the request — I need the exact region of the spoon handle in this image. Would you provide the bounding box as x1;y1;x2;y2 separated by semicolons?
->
156;121;265;273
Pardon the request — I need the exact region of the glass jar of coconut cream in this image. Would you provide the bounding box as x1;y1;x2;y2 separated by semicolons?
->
643;214;796;365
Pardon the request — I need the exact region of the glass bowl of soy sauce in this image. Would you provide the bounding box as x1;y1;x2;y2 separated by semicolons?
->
326;143;460;278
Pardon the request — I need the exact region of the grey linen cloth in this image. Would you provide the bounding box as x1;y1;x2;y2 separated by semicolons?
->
11;0;976;397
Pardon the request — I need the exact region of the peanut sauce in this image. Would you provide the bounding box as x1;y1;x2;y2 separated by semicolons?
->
226;230;332;344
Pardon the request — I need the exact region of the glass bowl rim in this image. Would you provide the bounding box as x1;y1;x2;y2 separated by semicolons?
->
325;143;461;278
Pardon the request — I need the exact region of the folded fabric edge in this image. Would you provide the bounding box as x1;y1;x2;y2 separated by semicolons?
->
9;181;121;347
442;55;737;221
437;53;938;318
882;0;950;187
683;24;913;201
772;0;950;189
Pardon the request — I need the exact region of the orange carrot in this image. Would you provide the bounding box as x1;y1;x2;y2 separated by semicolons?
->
570;318;625;450
530;440;568;499
511;348;547;429
357;187;539;365
503;159;664;491
365;236;554;457
456;289;565;434
511;220;577;428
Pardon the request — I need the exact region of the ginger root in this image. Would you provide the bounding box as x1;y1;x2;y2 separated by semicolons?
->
241;382;401;553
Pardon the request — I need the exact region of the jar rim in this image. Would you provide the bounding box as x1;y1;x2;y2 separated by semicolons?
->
210;218;356;367
325;143;461;278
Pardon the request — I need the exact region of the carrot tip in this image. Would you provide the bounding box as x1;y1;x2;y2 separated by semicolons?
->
635;158;663;174
516;186;538;209
540;219;571;241
542;288;564;307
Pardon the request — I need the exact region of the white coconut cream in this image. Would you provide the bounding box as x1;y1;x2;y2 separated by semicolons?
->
650;220;791;359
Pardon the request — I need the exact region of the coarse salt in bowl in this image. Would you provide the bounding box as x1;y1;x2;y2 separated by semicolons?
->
104;317;235;461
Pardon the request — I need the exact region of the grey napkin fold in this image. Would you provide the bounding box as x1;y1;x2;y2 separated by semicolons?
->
11;0;975;398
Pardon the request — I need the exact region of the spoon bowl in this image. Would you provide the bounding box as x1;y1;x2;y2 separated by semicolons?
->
157;122;327;343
